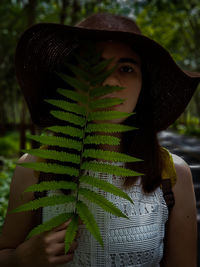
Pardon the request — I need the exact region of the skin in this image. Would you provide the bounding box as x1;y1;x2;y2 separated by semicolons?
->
0;41;197;266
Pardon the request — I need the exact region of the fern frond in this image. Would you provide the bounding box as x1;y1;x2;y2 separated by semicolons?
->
64;214;79;254
50;110;86;127
16;162;79;176
26;134;82;151
8;195;76;213
57;88;88;103
86;123;138;133
90;85;125;98
81;161;143;177
45;125;84;139
21;148;80;164
12;41;145;252
79;188;129;219
25;212;74;240
55;72;89;92
23;181;77;193
84;134;120;145
89;97;124;110
82;149;143;163
76;200;103;248
88;110;135;121
44;99;86;116
79;175;133;204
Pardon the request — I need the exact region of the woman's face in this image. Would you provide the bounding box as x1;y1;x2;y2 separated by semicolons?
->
94;40;142;124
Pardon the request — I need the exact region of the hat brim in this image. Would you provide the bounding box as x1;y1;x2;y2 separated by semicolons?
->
15;22;200;131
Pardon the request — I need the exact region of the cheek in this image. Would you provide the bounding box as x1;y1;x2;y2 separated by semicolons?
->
124;80;142;109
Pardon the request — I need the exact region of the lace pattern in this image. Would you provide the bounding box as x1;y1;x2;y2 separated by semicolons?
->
42;160;168;266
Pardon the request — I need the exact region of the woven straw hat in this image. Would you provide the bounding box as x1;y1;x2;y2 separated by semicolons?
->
15;12;200;132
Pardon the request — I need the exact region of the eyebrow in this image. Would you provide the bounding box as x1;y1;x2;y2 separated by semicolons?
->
100;56;140;66
117;57;140;65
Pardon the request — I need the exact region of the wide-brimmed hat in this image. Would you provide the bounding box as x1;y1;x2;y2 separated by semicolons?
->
15;12;200;132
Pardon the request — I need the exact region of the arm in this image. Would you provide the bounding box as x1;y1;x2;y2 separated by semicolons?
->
160;154;197;267
0;249;21;267
0;153;38;266
0;154;79;267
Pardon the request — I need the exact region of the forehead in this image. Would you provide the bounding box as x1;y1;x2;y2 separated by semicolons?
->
96;40;141;64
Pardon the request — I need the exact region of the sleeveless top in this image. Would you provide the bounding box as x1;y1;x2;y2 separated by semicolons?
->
35;146;177;267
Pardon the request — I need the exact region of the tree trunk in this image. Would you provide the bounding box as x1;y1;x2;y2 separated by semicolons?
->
0;89;6;136
71;0;81;25
60;0;69;24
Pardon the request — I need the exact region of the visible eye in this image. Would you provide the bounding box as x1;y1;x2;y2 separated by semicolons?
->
119;65;134;73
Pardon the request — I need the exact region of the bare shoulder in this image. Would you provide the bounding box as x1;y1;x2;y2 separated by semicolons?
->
161;153;197;267
171;153;194;194
170;152;196;223
0;153;39;249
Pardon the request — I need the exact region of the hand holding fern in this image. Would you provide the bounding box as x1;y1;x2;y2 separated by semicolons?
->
15;218;82;267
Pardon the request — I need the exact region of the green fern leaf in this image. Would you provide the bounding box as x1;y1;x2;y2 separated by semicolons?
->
64;214;79;254
89;97;124;109
55;72;88;92
21;148;80;164
8;195;76;213
50;110;86;127
26;134;82;151
79;175;133;204
88;110;135;121
16;162;79;176
23;181;77;193
82;149;143;163
84;134;120;145
25;212;74;240
86;123;138;133
57;88;88;103
76;200;103;248
45;125;84;139
81;161;143;177
79;188;129;219
44;99;86;116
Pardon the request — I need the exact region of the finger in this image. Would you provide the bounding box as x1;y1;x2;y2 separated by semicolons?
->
49;228;80;244
53;241;79;256
53;218;72;232
48;253;75;265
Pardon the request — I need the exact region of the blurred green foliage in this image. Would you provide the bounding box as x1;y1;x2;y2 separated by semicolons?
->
170;112;200;137
0;157;16;233
0;131;19;158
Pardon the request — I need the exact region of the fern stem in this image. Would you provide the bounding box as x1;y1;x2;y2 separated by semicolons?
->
74;94;90;215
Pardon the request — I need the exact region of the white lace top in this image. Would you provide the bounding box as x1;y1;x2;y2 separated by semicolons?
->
42;160;169;267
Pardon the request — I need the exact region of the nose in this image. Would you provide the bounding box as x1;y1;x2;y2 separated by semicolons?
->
102;74;119;87
100;75;120;99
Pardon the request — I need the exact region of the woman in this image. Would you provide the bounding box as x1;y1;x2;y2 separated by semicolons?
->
0;12;200;267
